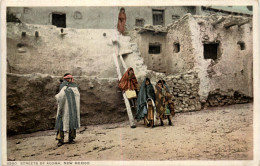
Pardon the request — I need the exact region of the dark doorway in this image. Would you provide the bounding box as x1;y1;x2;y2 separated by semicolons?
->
174;43;180;53
149;43;161;54
203;43;219;60
237;41;245;50
52;13;66;28
152;9;164;26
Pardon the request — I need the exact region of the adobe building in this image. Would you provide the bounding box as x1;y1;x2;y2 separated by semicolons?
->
131;14;253;112
7;6;252;29
6;7;253;135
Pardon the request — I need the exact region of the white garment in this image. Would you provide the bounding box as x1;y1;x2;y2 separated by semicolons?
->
55;86;80;131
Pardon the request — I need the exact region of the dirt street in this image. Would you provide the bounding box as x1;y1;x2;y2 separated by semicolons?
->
7;103;253;161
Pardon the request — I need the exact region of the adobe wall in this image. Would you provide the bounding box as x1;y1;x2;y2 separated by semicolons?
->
7;23;125;78
6;23;145;135
7;7;196;30
131;14;253;110
133;32;167;73
189;15;253;103
7;73;126;135
165;14;195;74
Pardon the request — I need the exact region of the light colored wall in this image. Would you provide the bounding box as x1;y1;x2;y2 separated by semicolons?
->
134;32;167;73
189;15;253;100
165;14;195;74
7;23;132;78
7;7;196;29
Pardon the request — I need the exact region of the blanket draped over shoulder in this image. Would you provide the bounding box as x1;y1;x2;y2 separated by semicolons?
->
155;82;175;118
55;81;80;131
155;84;167;117
136;78;156;120
118;68;138;91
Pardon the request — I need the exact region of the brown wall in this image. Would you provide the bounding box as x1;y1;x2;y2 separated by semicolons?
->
7;73;126;135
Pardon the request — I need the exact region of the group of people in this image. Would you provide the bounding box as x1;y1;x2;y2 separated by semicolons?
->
118;68;175;128
54;67;175;146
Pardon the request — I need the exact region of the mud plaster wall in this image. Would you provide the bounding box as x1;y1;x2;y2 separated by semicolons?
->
7;73;126;135
7;23;126;78
165;15;195;74
189;15;253;101
134;33;167;73
8;7;196;30
7;23;141;135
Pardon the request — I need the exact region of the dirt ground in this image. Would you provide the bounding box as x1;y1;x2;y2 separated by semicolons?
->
7;103;253;161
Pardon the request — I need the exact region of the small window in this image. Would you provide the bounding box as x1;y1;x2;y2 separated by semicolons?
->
152;9;164;26
174;43;180;53
237;41;245;50
172;15;180;21
203;43;219;60
247;6;253;11
52;13;66;28
149;43;161;54
135;18;145;27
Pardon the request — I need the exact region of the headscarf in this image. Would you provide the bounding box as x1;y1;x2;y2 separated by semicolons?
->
59;74;78;92
118;8;126;21
136;78;156;120
117;7;126;34
64;74;74;82
118;67;138;91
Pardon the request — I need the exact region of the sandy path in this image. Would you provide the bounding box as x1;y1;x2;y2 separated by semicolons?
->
7;103;253;161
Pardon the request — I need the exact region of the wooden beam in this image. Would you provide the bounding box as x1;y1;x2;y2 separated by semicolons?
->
113;53;136;128
238;19;250;27
211;17;226;26
224;20;238;29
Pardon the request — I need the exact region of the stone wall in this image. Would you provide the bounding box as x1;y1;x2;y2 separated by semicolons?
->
205;89;252;108
145;71;201;113
7;73;126;135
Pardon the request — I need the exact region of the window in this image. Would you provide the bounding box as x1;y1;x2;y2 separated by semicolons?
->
203;43;219;60
149;43;161;54
172;15;180;21
237;41;245;50
135;18;145;27
246;6;253;11
152;9;164;26
174;42;180;53
52;13;66;28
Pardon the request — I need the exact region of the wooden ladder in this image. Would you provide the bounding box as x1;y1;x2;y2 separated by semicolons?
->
113;53;136;128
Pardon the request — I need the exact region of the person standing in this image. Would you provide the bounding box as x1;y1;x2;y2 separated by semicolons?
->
117;7;126;34
136;78;156;127
55;73;80;146
155;80;173;126
118;67;138;110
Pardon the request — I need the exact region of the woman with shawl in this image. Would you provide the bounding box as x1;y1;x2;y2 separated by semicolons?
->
155;80;174;126
136;78;156;127
55;73;80;147
117;7;126;34
118;67;138;110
